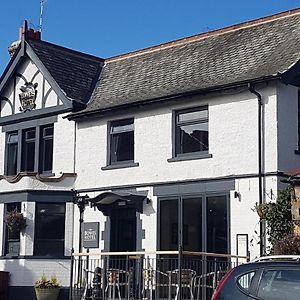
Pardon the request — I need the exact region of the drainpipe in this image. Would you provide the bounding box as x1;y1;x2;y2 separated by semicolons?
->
248;83;264;256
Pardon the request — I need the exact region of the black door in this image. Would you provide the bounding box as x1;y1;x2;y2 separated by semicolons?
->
110;207;137;252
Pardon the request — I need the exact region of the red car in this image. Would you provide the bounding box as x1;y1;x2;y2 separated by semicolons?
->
212;256;300;300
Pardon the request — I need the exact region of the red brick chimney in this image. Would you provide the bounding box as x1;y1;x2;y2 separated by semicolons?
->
8;21;41;58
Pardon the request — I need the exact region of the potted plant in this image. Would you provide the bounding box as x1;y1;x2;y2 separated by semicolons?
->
34;275;60;300
4;208;27;233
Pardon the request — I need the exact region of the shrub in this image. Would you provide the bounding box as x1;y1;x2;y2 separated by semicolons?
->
275;234;300;255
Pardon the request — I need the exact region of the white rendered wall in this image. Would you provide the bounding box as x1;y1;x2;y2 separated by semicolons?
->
75;84;278;190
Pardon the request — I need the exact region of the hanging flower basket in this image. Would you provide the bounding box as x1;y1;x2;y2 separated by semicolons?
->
4;208;27;232
254;203;270;220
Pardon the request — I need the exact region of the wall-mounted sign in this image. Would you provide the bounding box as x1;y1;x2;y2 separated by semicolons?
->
19;82;38;112
236;234;249;261
82;222;99;249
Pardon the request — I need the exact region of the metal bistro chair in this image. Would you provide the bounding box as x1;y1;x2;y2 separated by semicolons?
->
105;268;130;300
193;271;215;300
168;269;196;300
142;268;169;300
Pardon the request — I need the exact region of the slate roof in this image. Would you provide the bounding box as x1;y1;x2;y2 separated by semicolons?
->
73;9;300;116
27;39;104;103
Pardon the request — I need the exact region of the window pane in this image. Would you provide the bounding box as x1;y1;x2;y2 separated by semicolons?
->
183;197;202;251
5;203;21;255
258;269;300;300
178;109;208;123
206;195;228;254
178;122;208;154
7;143;18;175
237;271;255;292
34;203;65;256
8;133;18;143
40;125;54;173
22;128;36;172
111;131;134;163
160;199;178;251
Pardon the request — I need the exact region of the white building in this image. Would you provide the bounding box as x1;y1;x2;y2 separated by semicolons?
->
1;8;300;299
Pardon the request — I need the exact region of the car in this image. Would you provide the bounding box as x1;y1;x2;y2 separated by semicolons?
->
212;255;300;300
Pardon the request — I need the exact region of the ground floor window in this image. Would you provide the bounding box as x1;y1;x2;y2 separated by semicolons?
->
34;203;65;257
4;203;21;256
159;194;229;253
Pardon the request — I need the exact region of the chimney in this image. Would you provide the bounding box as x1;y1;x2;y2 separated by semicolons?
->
8;21;41;58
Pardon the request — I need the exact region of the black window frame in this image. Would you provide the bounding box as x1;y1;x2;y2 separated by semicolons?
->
3;202;21;256
21;127;36;172
5;131;19;176
34;202;66;257
5;123;54;175
158;193;230;254
108;118;135;165
173;106;210;160
39;125;54;173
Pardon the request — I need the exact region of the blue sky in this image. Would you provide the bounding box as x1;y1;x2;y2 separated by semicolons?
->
1;0;300;74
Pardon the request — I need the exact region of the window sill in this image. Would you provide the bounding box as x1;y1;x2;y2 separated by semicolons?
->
167;153;212;162
101;162;139;170
0;255;70;260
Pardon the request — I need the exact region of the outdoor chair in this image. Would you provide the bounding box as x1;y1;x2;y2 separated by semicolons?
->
105;268;130;300
167;269;196;300
142;268;169;300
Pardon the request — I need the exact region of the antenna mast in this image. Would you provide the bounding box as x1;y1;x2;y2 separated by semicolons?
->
39;0;46;33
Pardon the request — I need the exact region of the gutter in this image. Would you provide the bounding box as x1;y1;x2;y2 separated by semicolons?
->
248;83;265;257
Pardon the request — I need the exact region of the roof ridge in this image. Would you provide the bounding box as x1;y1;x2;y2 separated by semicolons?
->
107;7;300;63
27;38;104;62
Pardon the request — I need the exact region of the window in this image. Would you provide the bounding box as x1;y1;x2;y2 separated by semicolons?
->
237;271;256;292
159;194;228;253
6;132;18;176
5;124;54;175
34;203;65;257
39;125;54;173
21;128;36;172
175;106;208;156
257;269;300;300
109;118;134;164
4;203;21;256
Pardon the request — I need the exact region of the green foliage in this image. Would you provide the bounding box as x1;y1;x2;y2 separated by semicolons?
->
265;188;293;247
35;275;60;289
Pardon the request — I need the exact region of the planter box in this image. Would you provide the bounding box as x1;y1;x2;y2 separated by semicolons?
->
35;288;60;300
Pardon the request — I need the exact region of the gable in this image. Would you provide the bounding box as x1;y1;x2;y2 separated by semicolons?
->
1;57;67;118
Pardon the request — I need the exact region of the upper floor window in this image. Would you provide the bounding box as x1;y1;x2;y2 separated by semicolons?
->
5;124;54;175
109;118;134;164
6;132;18;176
175;106;209;156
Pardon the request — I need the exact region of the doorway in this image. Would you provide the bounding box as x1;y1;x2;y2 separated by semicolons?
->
110;207;137;252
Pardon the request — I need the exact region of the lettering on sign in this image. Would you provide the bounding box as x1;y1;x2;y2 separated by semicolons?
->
19;82;38;112
82;222;99;248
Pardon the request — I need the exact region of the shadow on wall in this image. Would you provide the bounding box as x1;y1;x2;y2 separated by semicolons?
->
2;259;70;300
2;259;35;300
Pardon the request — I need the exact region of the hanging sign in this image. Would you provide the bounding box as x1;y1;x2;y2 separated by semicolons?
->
82;222;99;248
